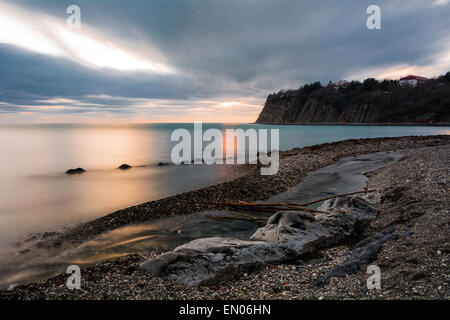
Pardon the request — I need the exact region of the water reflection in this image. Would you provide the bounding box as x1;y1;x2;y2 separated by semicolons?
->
0;127;250;246
0;150;405;288
0;124;448;247
0;210;266;288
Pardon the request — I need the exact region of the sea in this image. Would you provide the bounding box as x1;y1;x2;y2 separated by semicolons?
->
0;123;448;246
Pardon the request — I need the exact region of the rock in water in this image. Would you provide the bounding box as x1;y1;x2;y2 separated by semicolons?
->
65;168;86;175
118;164;132;170
139;194;381;286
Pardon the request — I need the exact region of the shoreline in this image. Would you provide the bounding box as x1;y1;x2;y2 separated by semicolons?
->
1;135;449;299
31;135;450;247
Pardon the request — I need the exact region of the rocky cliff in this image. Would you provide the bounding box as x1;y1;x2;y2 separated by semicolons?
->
256;73;450;124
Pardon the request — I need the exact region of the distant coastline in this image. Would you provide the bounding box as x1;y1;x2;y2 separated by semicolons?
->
253;122;450;126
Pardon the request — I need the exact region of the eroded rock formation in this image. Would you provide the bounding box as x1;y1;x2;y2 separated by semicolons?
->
140;194;382;286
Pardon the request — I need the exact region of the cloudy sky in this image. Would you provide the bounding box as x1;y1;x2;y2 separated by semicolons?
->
0;0;449;123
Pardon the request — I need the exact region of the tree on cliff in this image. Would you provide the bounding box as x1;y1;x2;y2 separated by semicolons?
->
256;72;450;124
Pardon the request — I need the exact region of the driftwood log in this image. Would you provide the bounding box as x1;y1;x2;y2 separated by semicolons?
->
206;189;377;222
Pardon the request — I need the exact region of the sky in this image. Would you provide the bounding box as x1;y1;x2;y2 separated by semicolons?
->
0;0;449;123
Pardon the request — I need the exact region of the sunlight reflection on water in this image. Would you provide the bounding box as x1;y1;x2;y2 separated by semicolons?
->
0;124;448;246
0;150;406;288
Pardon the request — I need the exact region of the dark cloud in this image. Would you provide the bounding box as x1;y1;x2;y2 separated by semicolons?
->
1;0;449;120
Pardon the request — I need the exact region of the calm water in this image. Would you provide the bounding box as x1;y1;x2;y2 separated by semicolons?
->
0;150;404;288
0;123;448;246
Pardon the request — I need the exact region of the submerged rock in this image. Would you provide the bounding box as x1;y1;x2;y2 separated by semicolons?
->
65;168;86;175
118;164;132;170
139;194;381;286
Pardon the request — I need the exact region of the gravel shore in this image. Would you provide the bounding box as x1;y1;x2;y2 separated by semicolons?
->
36;135;450;245
1;135;449;300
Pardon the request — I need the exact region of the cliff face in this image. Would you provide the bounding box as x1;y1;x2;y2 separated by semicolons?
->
256;76;450;124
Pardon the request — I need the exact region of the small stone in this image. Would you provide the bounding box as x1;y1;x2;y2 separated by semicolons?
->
7;284;18;291
65;168;86;175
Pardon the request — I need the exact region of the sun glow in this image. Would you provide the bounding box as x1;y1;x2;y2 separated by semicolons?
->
0;2;174;73
54;27;171;72
220;102;241;107
0;10;62;55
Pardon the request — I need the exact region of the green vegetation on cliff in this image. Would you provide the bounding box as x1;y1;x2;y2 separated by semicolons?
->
256;72;450;124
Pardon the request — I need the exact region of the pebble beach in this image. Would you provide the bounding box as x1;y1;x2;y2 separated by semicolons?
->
1;135;449;300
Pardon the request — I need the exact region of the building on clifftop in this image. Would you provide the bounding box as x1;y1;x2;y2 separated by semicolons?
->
399;75;428;87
